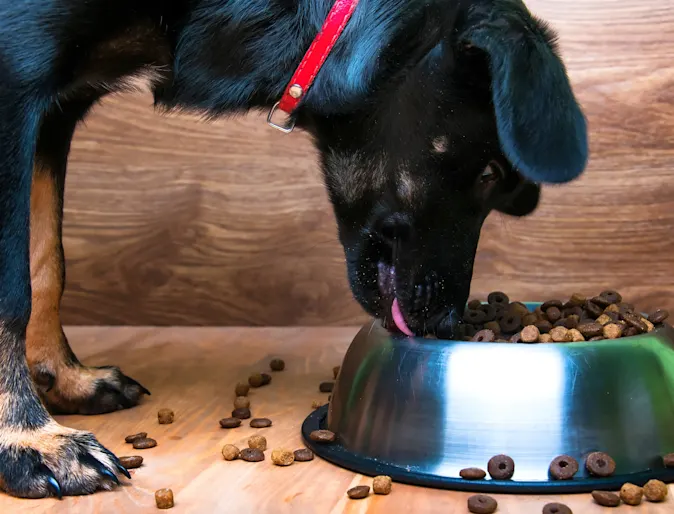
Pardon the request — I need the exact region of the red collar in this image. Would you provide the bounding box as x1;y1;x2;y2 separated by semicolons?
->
267;0;360;133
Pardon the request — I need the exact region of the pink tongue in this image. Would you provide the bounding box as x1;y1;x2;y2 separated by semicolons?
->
391;297;414;336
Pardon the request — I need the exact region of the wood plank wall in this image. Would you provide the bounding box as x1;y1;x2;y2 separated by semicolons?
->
60;0;674;326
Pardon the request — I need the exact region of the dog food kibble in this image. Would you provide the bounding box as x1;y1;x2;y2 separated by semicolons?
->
620;483;643;506
157;408;174;425
261;373;272;385
585;452;616;477
248;373;265;388
564;315;580;329
293;448;314;462
535;320;553;334
480;303;497;322
468;299;483;310
460;467;487;480
248;434;267;451
250;418;272;428
461;291;669;345
550;326;572;343
464;309;487;324
541;299;563;311
487;454;515;480
649;309;670;324
643;479;668;502
549;455;579;480
270;358;285;371
546;306;562;323
592;491;620;507
603;323;623;339
309;429;336;443
509;302;530;318
467;494;498;514
233;396;250;410
271;448;294;466
125;432;147;443
570;292;586;306
483;321;501;335
522;312;538;327
520;325;540;343
500;314;522;334
232;407;251;419
240;448;265;462
119;456;143;469
568;329;585;342
472;329;495;342
509;332;522;343
372;475;392;495
622;312;647;333
542;503;572;514
133;437;157;450
596;313;611;326
488;291;509;306
623;326;639;337
643;318;655;332
319;381;334;393
222;444;240;461
601;289;623;304
585;300;603;318
155;488;174;509
347;485;370;500
577;322;603;338
219;417;242;429
235;382;250;396
663;452;674;467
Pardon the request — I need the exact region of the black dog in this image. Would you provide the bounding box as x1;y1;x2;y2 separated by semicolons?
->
0;0;587;498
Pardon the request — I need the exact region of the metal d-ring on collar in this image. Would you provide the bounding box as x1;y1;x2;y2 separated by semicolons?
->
266;0;360;133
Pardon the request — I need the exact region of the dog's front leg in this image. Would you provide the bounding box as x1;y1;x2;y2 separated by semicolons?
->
0;98;127;498
27;95;150;415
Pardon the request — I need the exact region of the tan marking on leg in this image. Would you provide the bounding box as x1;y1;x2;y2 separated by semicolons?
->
26;166;65;367
26;166;101;402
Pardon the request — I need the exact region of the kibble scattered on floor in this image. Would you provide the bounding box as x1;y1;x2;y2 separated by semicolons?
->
155;488;174;509
157;408;175;425
467;494;498;514
119;455;143;469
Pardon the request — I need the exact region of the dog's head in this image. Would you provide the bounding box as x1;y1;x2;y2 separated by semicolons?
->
301;0;588;338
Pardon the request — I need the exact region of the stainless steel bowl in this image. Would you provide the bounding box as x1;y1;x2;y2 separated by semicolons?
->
302;307;674;492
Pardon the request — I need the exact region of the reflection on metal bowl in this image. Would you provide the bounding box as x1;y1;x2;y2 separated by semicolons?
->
302;306;674;492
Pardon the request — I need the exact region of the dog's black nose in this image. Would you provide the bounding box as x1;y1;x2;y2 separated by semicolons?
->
372;212;413;247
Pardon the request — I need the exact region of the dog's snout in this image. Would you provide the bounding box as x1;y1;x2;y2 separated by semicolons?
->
372;212;413;246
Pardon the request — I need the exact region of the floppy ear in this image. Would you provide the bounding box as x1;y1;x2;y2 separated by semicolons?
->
460;0;588;184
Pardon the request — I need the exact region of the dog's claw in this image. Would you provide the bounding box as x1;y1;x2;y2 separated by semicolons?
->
116;463;131;479
101;468;120;486
44;469;62;500
127;376;151;396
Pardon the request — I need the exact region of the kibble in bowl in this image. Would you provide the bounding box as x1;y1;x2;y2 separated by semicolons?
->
458;290;669;344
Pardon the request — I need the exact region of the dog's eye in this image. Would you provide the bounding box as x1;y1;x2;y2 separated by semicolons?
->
480;161;504;184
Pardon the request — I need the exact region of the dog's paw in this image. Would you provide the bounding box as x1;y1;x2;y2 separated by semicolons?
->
0;422;129;498
32;364;150;415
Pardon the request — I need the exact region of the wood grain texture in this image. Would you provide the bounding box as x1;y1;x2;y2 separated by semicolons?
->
60;0;674;326
1;326;671;513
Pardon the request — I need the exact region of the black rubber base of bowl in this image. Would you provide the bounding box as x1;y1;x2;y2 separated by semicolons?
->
302;405;674;494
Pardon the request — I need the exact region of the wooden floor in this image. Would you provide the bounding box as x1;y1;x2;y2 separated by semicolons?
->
1;327;672;513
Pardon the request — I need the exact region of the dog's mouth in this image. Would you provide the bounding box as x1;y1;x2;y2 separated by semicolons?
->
377;262;414;336
376;261;463;339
